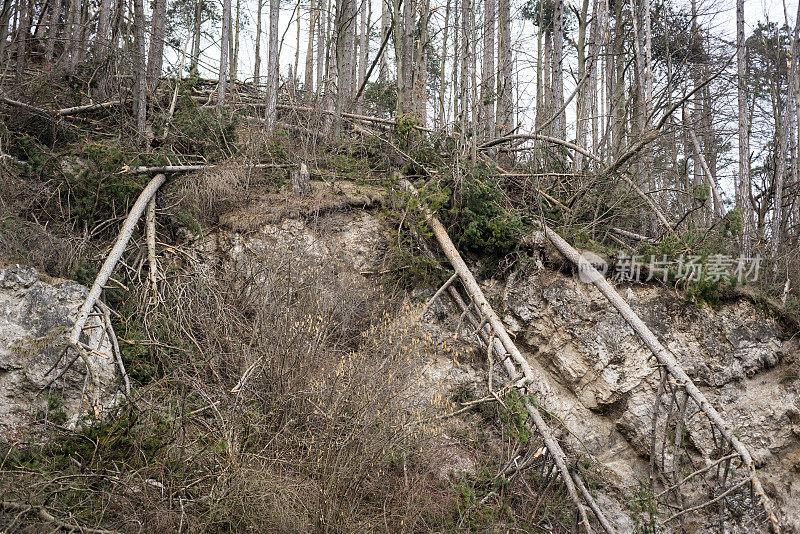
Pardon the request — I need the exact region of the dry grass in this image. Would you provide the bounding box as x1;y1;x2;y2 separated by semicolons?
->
0;244;465;533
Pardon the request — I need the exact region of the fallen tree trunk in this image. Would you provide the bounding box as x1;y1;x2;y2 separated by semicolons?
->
56;100;122;116
68;173;167;416
400;178;604;533
0;95;122;117
541;224;780;533
124;163;295;174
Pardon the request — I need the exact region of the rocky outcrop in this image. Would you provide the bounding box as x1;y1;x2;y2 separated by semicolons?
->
0;265;119;441
497;267;800;530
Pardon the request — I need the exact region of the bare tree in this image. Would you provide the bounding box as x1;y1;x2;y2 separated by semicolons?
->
737;0;752;249
254;0;263;84
147;0;168;90
482;0;496;139
497;0;512;134
219;0;231;110
264;0;280;130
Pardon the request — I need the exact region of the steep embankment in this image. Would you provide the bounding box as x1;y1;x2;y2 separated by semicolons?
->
3;178;798;531
195;180;800;530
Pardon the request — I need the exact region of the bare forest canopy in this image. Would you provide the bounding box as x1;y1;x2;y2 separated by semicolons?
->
0;0;798;261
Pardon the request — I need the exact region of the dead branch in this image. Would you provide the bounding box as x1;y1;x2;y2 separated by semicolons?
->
0;500;120;534
687;126;725;219
96;301;131;396
541;224;780;533
478;134;670;229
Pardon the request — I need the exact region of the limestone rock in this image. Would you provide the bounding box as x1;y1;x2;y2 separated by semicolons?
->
0;265;118;441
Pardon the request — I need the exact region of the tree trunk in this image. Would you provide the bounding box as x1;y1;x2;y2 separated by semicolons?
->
497;0;512;134
69;174;167;418
357;0;368;112
147;0;167;91
316;0;326;96
291;162;311;195
254;0;262;84
304;0;316;91
232;0;241;84
264;0;279;130
65;0;79;67
0;0;13;63
44;0;58;62
133;0;147;144
551;0;563;138
438;0;450;128
413;0;429;122
219;0;231;110
542;223;780;534
574;0;589;168
334;0;356;131
97;0;113;51
380;0;389;81
771;7;800;258
15;0;28;79
458;0;468;143
191;0;202;76
482;0;495;140
401;178;596;532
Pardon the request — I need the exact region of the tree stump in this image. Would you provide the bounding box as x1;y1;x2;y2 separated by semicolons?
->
291;163;311;196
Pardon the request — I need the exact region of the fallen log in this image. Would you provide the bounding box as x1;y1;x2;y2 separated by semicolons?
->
0;94;122;117
68;173;167;416
610;227;653;242
123;163;295;174
401;178;607;533
56;100;122;116
540;224;780;533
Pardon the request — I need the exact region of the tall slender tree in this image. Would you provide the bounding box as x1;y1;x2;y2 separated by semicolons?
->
482;0;496;139
264;0;280;130
219;0;231;110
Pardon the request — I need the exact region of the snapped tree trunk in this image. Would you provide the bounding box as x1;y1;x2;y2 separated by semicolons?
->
291;162;311;195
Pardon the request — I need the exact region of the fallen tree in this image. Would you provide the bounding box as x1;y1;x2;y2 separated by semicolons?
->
67;173;167;416
400;177;612;533
540;224;780;533
123;163;294;174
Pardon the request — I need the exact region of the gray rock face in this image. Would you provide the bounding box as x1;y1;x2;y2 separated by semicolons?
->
0;265;118;441
497;268;800;530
